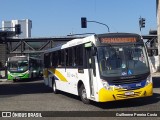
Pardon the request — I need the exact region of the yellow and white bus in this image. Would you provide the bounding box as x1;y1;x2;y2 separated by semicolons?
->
43;33;152;104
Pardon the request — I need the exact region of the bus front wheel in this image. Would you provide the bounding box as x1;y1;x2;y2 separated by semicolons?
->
79;84;90;104
13;79;17;82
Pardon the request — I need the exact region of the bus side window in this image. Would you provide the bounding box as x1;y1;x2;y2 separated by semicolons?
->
64;45;84;68
51;52;56;67
50;52;52;67
76;45;83;67
61;50;65;67
73;47;77;67
44;53;50;68
68;48;73;66
65;49;69;67
65;48;73;67
58;51;62;67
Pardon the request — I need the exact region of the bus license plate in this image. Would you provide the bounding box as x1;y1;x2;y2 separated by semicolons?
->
124;91;134;96
15;77;20;80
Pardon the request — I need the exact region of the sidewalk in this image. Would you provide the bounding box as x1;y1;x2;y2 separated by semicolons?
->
0;78;7;82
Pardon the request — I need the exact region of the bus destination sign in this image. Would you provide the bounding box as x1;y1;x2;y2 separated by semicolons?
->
100;37;137;44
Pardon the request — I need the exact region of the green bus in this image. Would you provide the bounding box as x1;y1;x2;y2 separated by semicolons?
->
7;56;42;81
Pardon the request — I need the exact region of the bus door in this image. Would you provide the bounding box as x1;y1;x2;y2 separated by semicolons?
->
85;43;96;97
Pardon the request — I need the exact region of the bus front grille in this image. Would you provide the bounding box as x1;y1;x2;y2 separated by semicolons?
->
111;78;144;85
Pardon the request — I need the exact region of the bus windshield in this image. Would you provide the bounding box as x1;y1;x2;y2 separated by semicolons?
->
97;44;149;78
8;61;28;73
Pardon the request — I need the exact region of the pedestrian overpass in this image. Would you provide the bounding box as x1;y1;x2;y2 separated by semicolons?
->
0;30;159;73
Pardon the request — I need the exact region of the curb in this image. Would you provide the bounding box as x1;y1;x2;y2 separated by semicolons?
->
0;79;7;82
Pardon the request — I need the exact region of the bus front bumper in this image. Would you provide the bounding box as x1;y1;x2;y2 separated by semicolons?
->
98;83;153;102
8;73;29;80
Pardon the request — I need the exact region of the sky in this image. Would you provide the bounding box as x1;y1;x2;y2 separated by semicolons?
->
0;0;157;37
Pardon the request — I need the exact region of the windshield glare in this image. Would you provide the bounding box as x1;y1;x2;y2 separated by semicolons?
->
97;44;149;77
8;61;28;72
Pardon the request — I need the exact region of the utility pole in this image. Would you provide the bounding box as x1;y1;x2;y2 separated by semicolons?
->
157;0;160;71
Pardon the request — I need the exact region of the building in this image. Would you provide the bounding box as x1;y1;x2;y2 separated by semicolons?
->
0;19;32;66
2;19;32;38
0;44;6;67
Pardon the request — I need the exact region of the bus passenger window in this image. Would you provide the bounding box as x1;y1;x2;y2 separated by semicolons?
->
44;54;50;68
76;45;83;66
65;49;69;66
58;51;62;67
61;50;65;67
68;48;73;66
73;47;77;67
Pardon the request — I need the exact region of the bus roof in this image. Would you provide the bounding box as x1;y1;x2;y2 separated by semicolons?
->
8;56;28;61
97;33;141;38
43;33;142;54
8;55;42;61
44;34;96;53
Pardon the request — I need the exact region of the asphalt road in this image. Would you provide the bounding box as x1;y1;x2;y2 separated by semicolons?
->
0;77;159;119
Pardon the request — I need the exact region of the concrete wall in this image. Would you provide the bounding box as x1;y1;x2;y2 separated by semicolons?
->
149;56;159;73
157;0;160;70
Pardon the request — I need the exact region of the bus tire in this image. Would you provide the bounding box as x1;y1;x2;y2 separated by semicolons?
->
79;84;90;104
13;79;16;82
52;80;57;94
31;73;33;79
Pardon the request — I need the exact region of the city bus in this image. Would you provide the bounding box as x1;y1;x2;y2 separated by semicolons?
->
7;55;43;81
43;33;152;104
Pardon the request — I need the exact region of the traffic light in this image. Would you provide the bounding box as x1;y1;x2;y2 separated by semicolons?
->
141;18;145;28
81;17;87;28
139;18;145;28
15;24;21;34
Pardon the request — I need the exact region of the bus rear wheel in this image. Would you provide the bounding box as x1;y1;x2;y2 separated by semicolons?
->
79;84;90;104
52;80;57;94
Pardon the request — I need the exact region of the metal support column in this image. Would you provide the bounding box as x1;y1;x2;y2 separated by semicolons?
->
157;0;160;71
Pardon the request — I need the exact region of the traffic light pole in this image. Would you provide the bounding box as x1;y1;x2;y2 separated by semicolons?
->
87;21;110;32
81;17;110;33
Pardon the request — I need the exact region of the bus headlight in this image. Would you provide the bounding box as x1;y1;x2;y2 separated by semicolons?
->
33;70;37;73
145;75;152;86
102;80;111;90
23;70;29;74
